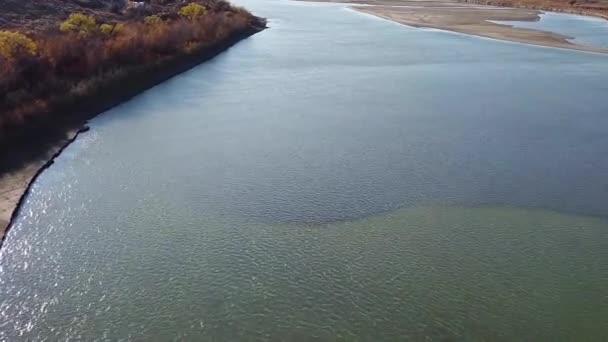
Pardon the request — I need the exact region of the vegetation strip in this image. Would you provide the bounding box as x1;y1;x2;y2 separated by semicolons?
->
1;1;265;150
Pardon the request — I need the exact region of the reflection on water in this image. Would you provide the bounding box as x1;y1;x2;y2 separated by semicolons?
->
1;0;608;340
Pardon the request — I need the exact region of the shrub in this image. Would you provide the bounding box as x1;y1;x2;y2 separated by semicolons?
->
144;15;162;25
100;23;115;34
179;3;207;20
59;13;98;35
0;31;37;62
114;23;126;33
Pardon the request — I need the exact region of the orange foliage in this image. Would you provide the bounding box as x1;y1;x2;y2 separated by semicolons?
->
0;4;257;138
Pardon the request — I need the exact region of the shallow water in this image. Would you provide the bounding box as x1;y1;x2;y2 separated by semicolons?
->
1;0;608;340
494;11;608;48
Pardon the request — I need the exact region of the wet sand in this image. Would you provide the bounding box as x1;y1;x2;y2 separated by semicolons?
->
305;0;608;53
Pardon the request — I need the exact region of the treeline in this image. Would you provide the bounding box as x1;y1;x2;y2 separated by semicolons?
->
0;1;262;148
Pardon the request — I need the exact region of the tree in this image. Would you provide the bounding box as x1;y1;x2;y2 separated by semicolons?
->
60;13;98;34
0;31;37;62
178;3;207;20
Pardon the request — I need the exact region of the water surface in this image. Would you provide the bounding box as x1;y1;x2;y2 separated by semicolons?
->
1;0;608;340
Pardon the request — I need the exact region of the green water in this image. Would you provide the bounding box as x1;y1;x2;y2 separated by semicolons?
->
228;206;608;340
4;202;607;340
1;0;608;339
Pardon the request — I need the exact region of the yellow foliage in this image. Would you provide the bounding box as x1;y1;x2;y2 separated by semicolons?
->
60;13;97;34
178;3;207;20
0;30;37;61
114;23;125;33
144;15;162;25
100;23;114;35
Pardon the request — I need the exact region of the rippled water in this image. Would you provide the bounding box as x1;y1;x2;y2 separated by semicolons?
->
1;0;608;340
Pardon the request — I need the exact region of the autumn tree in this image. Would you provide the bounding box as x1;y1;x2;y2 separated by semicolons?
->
0;31;37;62
60;13;98;34
100;23;115;35
179;3;207;20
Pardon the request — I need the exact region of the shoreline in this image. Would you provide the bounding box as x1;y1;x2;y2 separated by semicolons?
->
0;23;266;246
304;0;608;53
0;126;88;245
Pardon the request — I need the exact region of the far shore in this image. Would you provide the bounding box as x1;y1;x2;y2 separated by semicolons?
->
303;0;608;53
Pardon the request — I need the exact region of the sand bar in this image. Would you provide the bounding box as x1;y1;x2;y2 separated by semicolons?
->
305;0;608;53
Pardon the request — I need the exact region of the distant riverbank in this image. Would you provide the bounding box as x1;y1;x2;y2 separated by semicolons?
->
460;0;608;20
304;0;608;53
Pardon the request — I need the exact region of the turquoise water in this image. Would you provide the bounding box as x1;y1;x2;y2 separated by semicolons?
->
1;0;607;340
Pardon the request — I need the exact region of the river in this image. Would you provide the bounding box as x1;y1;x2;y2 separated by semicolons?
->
1;0;607;340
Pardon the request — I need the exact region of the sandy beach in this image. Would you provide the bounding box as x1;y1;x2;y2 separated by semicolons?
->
304;0;608;53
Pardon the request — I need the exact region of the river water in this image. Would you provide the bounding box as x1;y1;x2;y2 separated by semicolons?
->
1;0;608;340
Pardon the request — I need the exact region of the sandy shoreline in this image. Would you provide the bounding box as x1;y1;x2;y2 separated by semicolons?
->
305;0;608;53
0;127;85;241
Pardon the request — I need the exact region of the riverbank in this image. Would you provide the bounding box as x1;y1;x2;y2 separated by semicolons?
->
304;0;608;53
0;19;266;243
0;127;85;238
